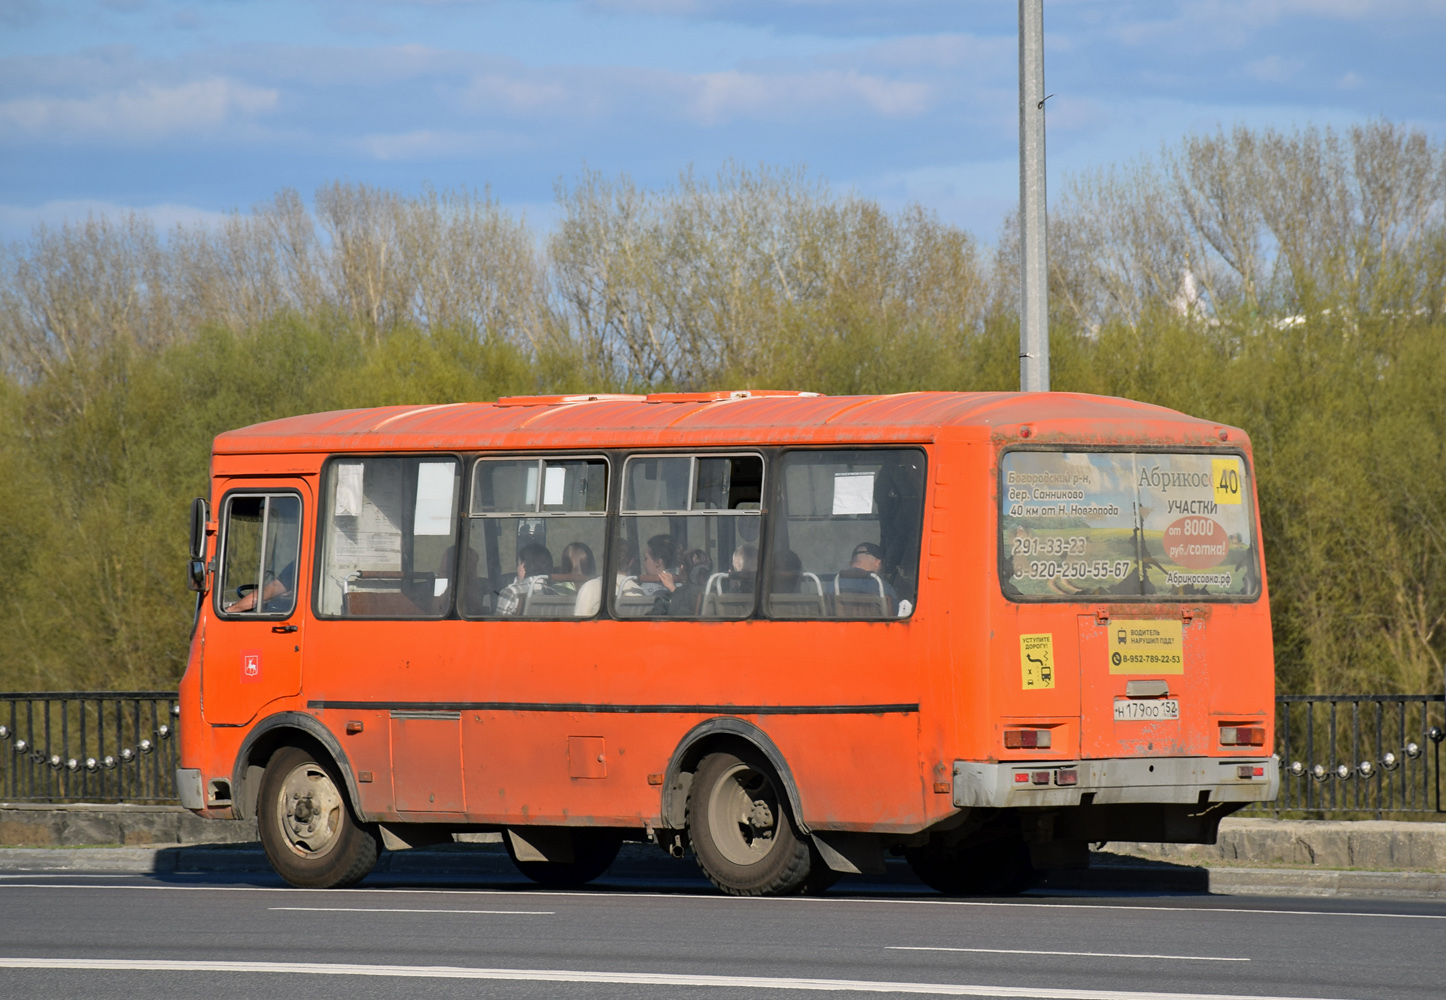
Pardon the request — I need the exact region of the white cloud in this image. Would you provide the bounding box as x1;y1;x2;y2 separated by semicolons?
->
0;77;278;142
462;73;574;114
356;128;532;160
685;69;932;125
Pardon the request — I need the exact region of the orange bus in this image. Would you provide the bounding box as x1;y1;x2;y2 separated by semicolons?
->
177;390;1277;894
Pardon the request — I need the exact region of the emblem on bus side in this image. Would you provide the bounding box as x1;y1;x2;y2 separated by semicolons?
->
240;649;262;684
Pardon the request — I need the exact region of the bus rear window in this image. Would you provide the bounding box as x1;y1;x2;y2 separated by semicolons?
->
999;450;1260;601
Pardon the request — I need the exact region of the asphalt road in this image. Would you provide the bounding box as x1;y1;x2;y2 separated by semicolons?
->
0;863;1441;1000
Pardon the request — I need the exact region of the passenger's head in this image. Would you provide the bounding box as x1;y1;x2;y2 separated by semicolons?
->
615;537;637;576
517;543;554;580
770;549;803;592
850;541;883;573
682;548;712;584
731;543;758;574
560;542;597;578
644;534;679;575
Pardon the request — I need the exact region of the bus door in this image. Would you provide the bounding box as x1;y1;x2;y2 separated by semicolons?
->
204;482;310;727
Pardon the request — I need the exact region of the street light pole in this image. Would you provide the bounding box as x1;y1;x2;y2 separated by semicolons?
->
1018;0;1050;393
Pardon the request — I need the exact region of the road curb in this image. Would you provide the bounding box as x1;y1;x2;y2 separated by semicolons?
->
1;845;1443;898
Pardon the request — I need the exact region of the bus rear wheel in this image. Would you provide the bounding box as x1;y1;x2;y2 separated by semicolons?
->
258;746;379;889
504;830;622;887
687;750;816;896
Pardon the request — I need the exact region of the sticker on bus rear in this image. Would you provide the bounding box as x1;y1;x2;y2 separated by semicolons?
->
1020;634;1055;689
1108;620;1183;674
1212;457;1243;505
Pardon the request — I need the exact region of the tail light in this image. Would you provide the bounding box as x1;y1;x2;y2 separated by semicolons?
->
1220;726;1265;746
1004;729;1052;749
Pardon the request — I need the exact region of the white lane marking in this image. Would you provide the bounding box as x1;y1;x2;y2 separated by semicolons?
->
0;873;134;879
271;906;553;915
0;957;1352;999
889;947;1247;963
1;882;1442;921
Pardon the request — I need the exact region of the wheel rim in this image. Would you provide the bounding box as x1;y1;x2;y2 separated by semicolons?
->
706;761;782;867
274;761;345;859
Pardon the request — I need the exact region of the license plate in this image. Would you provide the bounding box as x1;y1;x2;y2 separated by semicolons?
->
1114;698;1180;721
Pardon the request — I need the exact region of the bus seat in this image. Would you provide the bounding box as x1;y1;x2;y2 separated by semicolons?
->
699;572;752;618
614;594;658;618
831;571;892;618
344;591;423;616
701;592;754;618
522;592;579;617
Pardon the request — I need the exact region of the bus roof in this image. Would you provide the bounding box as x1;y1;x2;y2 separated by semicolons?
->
212;390;1238;455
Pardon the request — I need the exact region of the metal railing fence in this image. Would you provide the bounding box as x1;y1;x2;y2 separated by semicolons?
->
1250;693;1445;818
0;692;179;803
1;690;1442;813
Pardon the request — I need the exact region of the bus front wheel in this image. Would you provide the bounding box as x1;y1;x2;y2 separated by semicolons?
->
257;745;379;889
687;750;818;896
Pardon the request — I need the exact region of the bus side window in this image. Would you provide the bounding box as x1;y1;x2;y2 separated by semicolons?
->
612;454;763;620
463;457;609;619
317;457;461;618
764;449;925;620
218;494;301;617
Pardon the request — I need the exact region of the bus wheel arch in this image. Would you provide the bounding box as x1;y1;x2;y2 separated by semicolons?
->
659;718;808;835
232;713;363;823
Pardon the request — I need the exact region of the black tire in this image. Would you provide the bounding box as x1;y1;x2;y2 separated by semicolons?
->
796;858;842;896
905;823;1035;896
257;745;379;889
687;749;819;897
504;830;622;887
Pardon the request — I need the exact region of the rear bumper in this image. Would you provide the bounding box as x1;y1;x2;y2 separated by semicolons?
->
954;755;1278;809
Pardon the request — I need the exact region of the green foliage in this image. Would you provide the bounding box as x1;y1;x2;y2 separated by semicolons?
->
1;129;1444;695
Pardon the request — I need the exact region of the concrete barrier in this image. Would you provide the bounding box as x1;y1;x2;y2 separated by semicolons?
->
0;802;257;848
1110;816;1446;871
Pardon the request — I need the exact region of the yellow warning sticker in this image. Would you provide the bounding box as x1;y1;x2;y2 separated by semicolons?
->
1020;634;1055;689
1108;619;1184;674
1212;457;1243;506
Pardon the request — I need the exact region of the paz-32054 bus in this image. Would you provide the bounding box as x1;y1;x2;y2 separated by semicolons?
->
177;390;1277;894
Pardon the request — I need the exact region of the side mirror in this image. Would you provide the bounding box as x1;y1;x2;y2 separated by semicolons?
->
189;497;209;560
187;558;208;594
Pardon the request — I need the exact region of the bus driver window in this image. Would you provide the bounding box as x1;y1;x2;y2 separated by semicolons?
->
218;494;301;616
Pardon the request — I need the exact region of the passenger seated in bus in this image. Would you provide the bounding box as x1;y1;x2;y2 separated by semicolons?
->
554;541;602;617
552;542;595;595
728;543;758;592
769;550;804;593
614;537;639;596
495;543;558;616
666;548;712;617
829;541;898;606
639;534;681;598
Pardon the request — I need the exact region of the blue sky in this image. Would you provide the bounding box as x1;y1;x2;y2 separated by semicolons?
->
2;0;1444;243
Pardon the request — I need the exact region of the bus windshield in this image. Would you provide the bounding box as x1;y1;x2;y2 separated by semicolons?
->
999;449;1260;601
